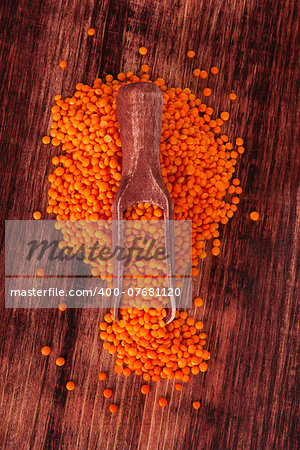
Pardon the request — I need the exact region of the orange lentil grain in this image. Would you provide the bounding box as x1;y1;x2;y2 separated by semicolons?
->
41;346;51;356
117;72;126;81
193;69;200;77
200;70;208;79
175;383;183;391
103;389;113;398
220;111;229;121
109;404;118;413
199;362;208;372
58;302;67;311
211;247;220;256
66;381;75;391
87;28;95;36
195;321;204;330
42;136;50;144
56;357;65;366
159;397;168;407
141;64;150;73
33;211;41;220
193;297;204;307
59;60;67;69
229;93;237;100
187;51;195;58
98;372;107;381
203;88;211;96
193;401;201;409
141;385;150;395
210;66;219;75
250;211;260;221
236;137;244;146
139;47;148;55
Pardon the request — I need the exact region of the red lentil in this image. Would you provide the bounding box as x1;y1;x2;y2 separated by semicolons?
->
42;136;51;144
159;397;168;407
56;357;65;366
139;47;147;55
66;381;75;391
41;346;51;356
59;60;67;69
103;389;113;398
187;51;195;58
141;385;150;395
58;302;67;311
33;211;41;220
109;403;118;413
250;211;259;221
193;297;203;307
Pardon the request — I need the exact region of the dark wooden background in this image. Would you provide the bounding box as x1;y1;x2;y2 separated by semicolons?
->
0;0;299;449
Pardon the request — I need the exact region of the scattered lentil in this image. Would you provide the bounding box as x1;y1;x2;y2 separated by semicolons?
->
42;136;51;144
58;302;67;311
41;346;51;356
56;357;65;366
109;403;118;413
141;385;150;395
211;246;220;256
159;397;168;407
220;111;229;121
187;51;195;58
210;67;219;75
139;47;148;55
193;297;203;307
195;321;204;330
59;60;67;69
250;211;259;221
203;88;211;96
33;211;41;220
66;381;75;390
199;362;208;372
141;64;150;73
103;388;113;398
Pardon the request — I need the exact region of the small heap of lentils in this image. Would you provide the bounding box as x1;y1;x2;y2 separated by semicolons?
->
99;307;209;382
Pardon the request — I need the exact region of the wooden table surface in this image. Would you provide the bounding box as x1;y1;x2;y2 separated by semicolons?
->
0;0;299;449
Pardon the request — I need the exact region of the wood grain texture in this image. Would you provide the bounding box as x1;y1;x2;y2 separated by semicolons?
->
0;0;299;449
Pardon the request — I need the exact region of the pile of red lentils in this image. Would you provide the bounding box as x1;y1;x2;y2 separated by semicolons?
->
39;44;249;411
43;71;244;275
